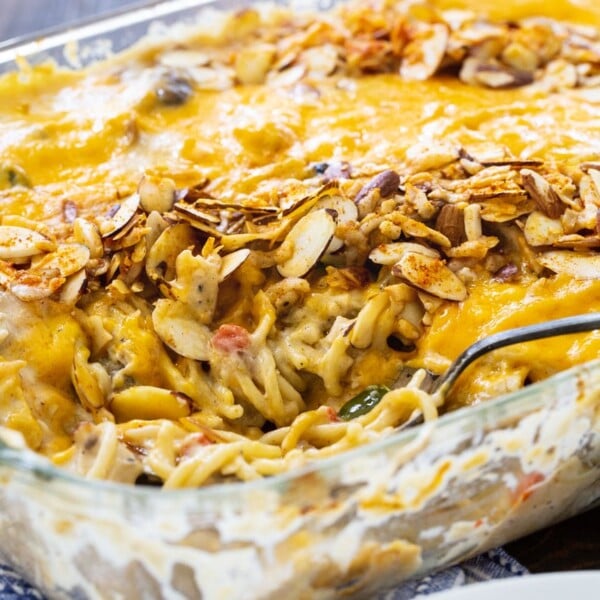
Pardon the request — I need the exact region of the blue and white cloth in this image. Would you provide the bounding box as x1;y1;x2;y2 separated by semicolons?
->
0;548;527;599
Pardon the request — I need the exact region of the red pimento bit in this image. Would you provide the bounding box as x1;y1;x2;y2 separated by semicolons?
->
211;324;251;353
325;406;341;422
180;433;213;458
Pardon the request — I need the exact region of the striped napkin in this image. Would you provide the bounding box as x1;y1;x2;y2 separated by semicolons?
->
1;548;527;599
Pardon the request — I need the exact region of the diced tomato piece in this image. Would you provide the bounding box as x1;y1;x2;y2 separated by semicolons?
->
211;324;251;353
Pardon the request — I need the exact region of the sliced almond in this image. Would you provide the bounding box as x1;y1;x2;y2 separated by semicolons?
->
73;218;103;259
355;170;401;203
300;44;339;77
138;176;176;214
316;194;358;254
523;210;564;246
235;43;276;85
537;250;600;279
401;23;449;81
219;248;250;281
59;269;87;305
277;209;336;278
159;49;211;68
0;226;55;259
369;242;439;265
152;299;212;361
99;194;140;238
521;169;565;218
435;204;466;246
392;252;467;301
30;243;91;278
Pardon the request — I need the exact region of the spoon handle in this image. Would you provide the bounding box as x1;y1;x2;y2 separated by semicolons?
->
431;313;600;396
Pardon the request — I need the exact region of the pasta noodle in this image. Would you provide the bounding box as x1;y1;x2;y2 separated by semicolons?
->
1;0;600;488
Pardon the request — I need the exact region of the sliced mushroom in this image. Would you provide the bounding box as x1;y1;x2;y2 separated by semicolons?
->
146;223;196;284
0;226;55;260
152;299;213;361
169;249;221;323
392;252;467;301
276;209;336;278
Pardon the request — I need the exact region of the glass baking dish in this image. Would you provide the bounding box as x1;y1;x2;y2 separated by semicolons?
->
0;1;599;598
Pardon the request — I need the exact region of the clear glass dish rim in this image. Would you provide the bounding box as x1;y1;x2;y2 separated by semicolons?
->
0;0;218;64
2;360;596;501
0;0;598;503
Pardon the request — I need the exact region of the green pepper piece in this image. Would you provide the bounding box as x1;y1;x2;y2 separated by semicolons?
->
337;384;390;421
0;163;30;190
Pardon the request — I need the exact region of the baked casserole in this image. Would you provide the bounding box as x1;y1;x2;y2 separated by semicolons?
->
0;0;599;597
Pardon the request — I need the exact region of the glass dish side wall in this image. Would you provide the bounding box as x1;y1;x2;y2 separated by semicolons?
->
1;361;599;599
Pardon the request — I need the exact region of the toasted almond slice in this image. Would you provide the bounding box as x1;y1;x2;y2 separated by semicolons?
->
588;168;600;201
369;242;439;265
316;194;358;253
300;44;339;77
99;194;140;238
521;169;565;218
524;210;564;246
219;248;250;281
189;65;234;91
537;250;600;278
73;218;103;259
59;269;87;305
552;234;600;250
435;204;465;246
152;299;212;361
110;385;191;423
31;243;91;278
392;252;467;301
277;209;336;278
0;226;55;259
138;176;176;214
355;170;400;203
159;49;211;68
401;23;449;81
235;43;276;85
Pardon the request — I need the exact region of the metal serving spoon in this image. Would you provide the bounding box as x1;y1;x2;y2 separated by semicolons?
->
431;312;600;398
338;313;600;421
